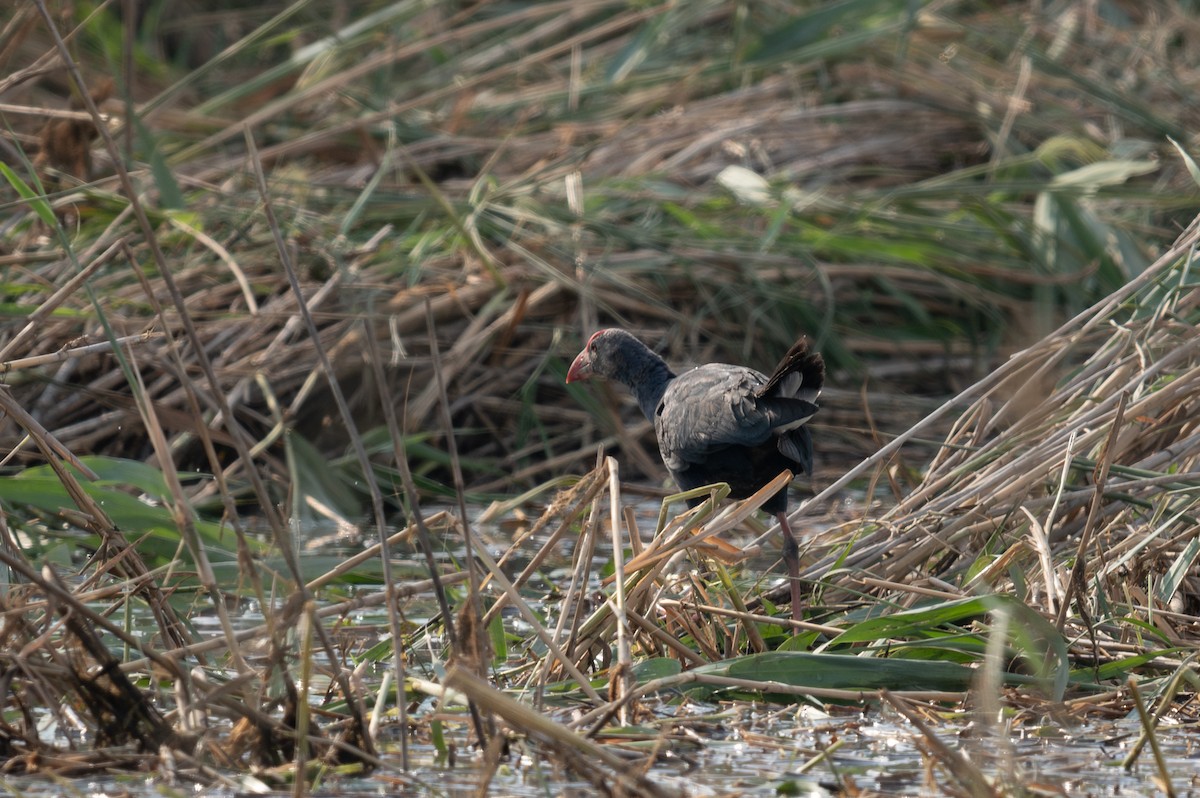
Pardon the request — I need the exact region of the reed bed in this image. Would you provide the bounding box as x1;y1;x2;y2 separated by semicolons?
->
2;1;1200;794
793;217;1200;636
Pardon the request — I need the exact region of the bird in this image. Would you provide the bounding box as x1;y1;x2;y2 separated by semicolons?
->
566;328;824;623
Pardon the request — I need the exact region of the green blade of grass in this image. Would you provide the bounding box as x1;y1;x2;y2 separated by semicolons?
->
0;162;56;226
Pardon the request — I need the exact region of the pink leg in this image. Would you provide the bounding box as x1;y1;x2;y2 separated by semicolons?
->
777;511;803;627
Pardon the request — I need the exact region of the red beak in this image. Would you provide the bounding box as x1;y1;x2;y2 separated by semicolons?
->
565;350;592;383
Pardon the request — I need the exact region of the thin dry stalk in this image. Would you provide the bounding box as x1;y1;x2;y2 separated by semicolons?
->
125;243;278;676
624;608;707;667
659;599;841;638
468;527;604;704
604;456;635;725
880;690;999;798
1122;658;1200;769
481;464;608;627
533;456;605;702
1126;678;1177;798
445;665;682;798
125;342;244;678
0;387;193;652
1055;391;1128;631
0;332;160;372
710;561;767;653
245;127;377;765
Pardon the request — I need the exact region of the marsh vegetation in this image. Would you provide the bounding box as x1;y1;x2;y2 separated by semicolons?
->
2;1;1200;794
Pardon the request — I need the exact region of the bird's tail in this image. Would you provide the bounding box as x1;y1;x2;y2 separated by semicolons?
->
758;336;824;403
757;336;825;473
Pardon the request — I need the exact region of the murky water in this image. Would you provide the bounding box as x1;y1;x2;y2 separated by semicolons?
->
5;717;1198;796
272;516;1199;797
11;511;1199;797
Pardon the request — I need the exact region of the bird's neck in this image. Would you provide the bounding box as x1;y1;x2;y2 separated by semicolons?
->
624;358;674;422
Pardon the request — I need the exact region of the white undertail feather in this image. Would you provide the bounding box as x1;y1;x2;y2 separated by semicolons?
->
768;364;820;434
778;372;802;398
777;435;805;463
774;411;816;434
774;371;820;403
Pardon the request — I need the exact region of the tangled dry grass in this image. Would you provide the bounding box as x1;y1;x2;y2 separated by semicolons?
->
3;1;1200;794
3;0;1199;497
794;216;1200;639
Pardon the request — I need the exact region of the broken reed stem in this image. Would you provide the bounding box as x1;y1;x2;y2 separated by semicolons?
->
421;299;496;751
468;530;605;704
1123;658;1200;770
0;332;162;373
123;342;236;670
604;456;634;725
481;465;608;628
303;515;441;590
1038;428;1078;614
1126;678;1177;798
445;665;680;798
625;608;707;666
1055;391;1128;631
533;456;606;708
294;605;315;798
880;690;998;798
